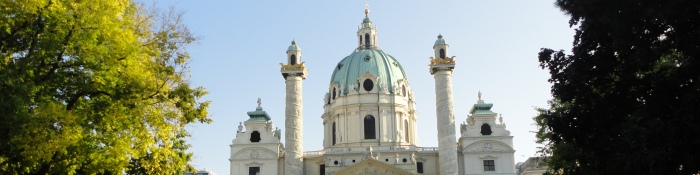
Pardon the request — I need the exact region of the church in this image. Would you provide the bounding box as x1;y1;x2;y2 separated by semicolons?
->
229;7;516;175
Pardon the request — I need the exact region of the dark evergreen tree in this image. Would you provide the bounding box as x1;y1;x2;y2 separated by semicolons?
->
536;0;700;174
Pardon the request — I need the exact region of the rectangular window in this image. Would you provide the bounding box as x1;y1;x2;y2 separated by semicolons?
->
417;162;424;173
249;167;260;175
320;164;325;175
483;160;495;171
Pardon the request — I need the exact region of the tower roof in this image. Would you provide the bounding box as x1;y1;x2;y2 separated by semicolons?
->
469;92;496;115
247;99;271;121
434;34;447;46
287;40;301;51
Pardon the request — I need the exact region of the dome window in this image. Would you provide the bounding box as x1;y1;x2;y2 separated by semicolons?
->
364;55;371;62
404;119;409;142
332;122;336;145
363;79;374;91
332;87;336;100
291;54;297;65
402;85;406;97
364;115;376;139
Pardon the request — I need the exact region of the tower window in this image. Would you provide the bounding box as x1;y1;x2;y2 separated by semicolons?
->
332;122;336;145
417;162;424;173
291;54;297;65
439;49;446;59
404;120;409;142
481;123;492;135
364;115;376;139
359;36;362;46
364;33;370;48
250;131;261;142
249;166;260;175
363;79;374;91
483;160;495;171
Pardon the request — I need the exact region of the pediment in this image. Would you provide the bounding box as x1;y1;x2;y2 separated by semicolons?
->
463;140;514;153
334;158;415;175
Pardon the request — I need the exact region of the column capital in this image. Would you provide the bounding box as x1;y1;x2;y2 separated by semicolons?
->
280;63;307;79
429;56;456;75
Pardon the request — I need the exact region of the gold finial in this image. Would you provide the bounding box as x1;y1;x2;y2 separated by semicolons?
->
364;3;370;15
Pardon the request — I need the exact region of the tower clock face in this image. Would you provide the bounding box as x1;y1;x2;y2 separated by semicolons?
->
363;79;374;91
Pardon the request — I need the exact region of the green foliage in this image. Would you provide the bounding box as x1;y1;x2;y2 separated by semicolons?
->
536;0;700;174
0;0;210;174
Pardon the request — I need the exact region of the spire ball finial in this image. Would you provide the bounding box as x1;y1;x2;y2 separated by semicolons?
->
438;34;443;38
365;3;370;15
291;40;296;45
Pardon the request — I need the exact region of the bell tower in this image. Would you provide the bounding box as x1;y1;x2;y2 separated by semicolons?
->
280;40;307;175
429;34;458;175
434;34;449;59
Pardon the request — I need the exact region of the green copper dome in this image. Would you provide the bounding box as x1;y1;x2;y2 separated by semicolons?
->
287;40;301;51
330;49;407;94
434;34;446;46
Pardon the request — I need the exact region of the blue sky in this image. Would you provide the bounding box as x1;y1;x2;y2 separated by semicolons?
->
149;1;574;174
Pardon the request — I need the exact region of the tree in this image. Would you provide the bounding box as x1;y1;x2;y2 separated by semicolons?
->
536;0;700;174
0;0;210;174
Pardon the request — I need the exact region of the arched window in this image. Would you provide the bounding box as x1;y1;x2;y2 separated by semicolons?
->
480;123;492;135
404;119;409;142
363;79;374;91
402;85;406;97
364;115;376;139
364;33;370;48
250;131;261;142
332;122;336;145
439;49;446;59
290;54;297;65
332;87;336;100
359;36;362;46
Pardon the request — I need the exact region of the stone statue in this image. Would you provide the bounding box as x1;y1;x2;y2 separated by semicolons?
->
237;122;243;133
397;130;404;142
478;90;482;100
274;127;281;140
395;153;400;164
363;146;374;160
411;152;416;164
460;122;467;135
469;117;475;126
256;98;262;109
499;114;504;124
